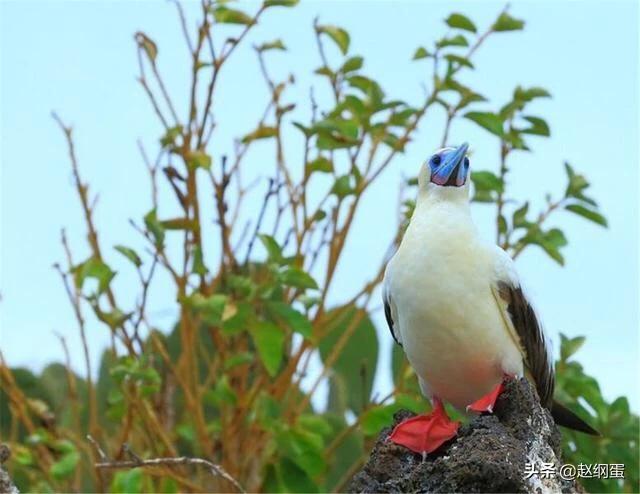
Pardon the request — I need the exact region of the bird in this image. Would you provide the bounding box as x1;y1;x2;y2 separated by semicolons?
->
382;143;598;456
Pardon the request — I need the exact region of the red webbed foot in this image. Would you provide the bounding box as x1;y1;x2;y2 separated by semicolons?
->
466;374;515;414
388;399;459;455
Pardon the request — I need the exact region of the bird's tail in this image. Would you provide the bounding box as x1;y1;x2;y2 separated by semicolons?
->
551;400;600;436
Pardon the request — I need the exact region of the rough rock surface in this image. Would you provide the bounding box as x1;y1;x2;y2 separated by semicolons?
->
0;444;19;494
350;378;583;493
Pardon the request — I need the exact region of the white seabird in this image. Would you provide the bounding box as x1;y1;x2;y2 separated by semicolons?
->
383;143;598;455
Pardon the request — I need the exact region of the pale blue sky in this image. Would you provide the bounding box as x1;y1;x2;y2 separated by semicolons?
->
1;1;638;410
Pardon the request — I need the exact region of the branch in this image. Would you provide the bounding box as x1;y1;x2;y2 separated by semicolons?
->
88;437;244;493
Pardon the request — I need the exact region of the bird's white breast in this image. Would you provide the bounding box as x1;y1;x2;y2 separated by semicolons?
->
388;200;523;410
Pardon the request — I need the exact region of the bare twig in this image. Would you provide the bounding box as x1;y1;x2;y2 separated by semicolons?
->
86;435;108;462
89;438;245;493
171;0;194;54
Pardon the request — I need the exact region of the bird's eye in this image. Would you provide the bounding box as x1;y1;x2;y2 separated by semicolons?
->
431;155;441;166
464;157;470;168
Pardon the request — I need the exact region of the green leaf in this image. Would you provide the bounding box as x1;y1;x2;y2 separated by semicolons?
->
470;171;503;202
265;301;312;339
382;132;406;152
412;46;431;60
264;0;299;6
389;108;417;127
176;423;196;443
323;414;364;490
212;6;254;25
340;55;363;73
94;307;131;329
471;191;494;203
545;227;568;248
13;446;34;466
224;352;254;370
135;32;157;61
297;414;332;437
144;209;165;248
317;133;357;151
205;375;237;406
493;12;525;32
505;128;529;151
72;257;115;294
257;39;286;51
259;234;284;263
280;267;318;290
273;458;319;493
521;116;550;136
347;75;384;108
315;65;334;78
331;175;355;198
276;427;325;477
542;245;564;265
306;156;333;174
515;86;551;101
445;13;477;33
183;293;227;325
444;54;474;69
464;111;504;137
314;118;359;150
519;224;568;265
316;24;350;54
499;100;524;120
340;94;367;121
111;468;144;493
565;204;608;227
160;217;197;231
160;125;183;148
192;245;208;276
186;149;212;170
114;245;142;267
312;210;326;223
498;214;507;235
560;333;586;361
242;125;278;143
564;163;596;205
541;228;568;265
292;121;313;137
436;34;468;48
318;306;378;413
250;321;285;377
360;405;395;435
50;450;80;479
222;301;253;335
512;202;530;228
441;79;486;108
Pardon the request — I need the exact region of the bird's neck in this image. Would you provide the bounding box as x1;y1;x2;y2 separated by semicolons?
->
408;190;477;242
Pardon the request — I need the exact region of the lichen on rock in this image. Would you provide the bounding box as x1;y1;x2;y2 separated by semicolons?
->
349;378;584;493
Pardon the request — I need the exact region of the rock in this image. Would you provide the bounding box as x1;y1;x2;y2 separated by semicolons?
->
0;444;19;494
349;378;583;493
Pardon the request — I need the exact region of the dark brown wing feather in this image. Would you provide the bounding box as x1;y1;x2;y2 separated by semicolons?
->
496;281;554;408
383;290;402;347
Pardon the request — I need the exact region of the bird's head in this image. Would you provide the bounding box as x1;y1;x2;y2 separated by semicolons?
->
418;143;471;199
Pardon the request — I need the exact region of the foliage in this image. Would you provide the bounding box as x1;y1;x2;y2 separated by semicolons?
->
0;2;636;493
555;335;639;493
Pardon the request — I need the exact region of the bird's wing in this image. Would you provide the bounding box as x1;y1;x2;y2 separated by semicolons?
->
491;247;555;407
382;268;402;347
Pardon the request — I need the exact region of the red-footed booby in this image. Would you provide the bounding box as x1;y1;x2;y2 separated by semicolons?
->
383;143;598;455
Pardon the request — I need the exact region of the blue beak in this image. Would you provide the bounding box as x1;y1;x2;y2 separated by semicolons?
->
431;142;470;187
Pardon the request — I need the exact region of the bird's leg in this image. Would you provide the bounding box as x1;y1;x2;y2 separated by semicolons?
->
466;373;515;413
388;398;460;455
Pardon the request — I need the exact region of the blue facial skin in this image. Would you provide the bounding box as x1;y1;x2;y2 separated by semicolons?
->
429;143;470;187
